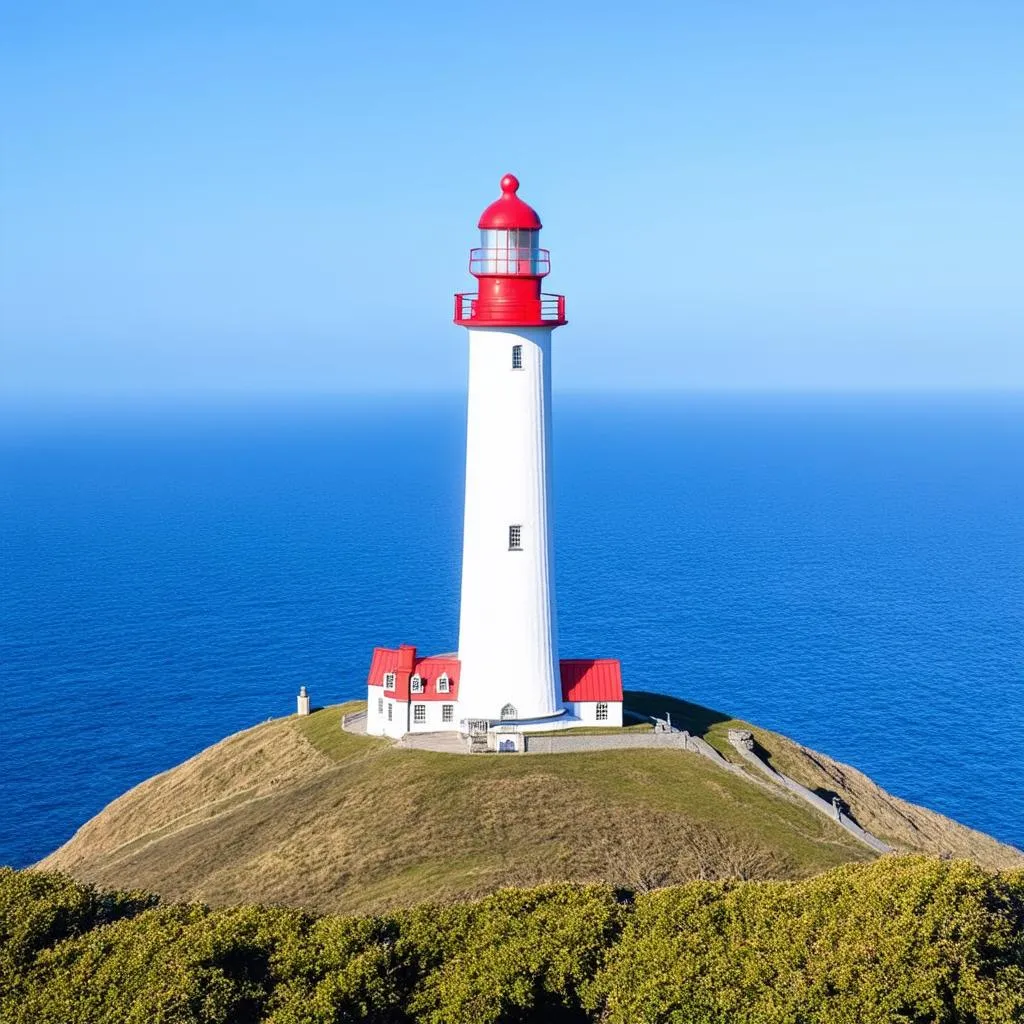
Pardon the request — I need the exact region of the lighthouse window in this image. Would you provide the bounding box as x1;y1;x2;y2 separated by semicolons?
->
411;675;423;693
480;228;540;274
508;525;522;550
413;704;427;724
596;702;609;722
442;704;454;723
500;703;518;721
512;344;523;370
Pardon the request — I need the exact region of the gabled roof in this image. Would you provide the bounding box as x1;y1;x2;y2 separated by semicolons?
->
559;659;623;703
366;646;460;701
367;649;622;705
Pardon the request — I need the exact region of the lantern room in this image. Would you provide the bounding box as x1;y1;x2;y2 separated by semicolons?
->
454;174;566;328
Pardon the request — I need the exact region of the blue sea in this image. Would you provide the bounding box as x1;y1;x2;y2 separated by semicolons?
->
1;394;1022;867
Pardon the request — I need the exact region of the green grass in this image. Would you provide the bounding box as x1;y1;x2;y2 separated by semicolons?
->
624;690;750;760
46;693;1021;919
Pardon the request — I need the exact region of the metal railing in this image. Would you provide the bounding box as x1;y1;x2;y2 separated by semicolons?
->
454;292;566;323
469;247;550;276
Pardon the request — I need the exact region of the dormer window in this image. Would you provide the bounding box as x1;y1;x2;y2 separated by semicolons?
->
383;672;396;691
411;674;424;694
437;673;450;694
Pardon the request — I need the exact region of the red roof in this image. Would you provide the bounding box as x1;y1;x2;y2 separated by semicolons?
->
477;174;543;230
366;646;460;701
559;659;623;702
366;649;621;705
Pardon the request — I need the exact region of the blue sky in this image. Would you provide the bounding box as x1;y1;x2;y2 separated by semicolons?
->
1;1;1022;396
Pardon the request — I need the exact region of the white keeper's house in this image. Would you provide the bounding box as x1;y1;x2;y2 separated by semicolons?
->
365;174;623;743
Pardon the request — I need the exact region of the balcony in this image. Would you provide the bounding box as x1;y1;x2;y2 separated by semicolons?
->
454;292;566;327
469;247;551;277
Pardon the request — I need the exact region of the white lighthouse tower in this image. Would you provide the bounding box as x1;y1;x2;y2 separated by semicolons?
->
363;175;623;743
453;174;567;725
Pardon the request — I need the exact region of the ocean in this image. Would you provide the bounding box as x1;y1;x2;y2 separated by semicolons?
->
1;393;1022;867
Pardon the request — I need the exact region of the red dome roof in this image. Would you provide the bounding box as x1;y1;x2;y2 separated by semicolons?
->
477;174;543;230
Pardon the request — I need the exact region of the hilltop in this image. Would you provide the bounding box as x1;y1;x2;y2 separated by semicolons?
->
39;694;1023;915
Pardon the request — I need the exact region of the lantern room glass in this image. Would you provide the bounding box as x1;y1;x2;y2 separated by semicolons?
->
479;228;540;274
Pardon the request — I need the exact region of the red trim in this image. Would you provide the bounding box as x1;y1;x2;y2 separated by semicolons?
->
454;291;566;328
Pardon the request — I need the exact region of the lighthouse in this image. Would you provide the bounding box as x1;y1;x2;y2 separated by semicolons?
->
453;174;565;725
364;175;623;743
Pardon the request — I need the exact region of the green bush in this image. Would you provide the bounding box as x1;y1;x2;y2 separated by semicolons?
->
586;857;1024;1023
402;884;623;1024
1;859;1021;1023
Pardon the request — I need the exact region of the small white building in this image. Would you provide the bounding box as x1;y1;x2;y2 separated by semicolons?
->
365;645;622;740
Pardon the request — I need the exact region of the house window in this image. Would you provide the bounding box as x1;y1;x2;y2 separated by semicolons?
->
377;697;384;715
383;672;396;691
437;674;450;693
413;704;426;724
501;703;517;721
442;704;454;723
596;702;609;721
508;525;522;550
387;703;393;721
512;344;523;369
411;675;423;693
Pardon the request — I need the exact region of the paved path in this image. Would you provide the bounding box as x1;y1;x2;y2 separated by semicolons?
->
396;731;470;754
340;711;367;735
727;730;892;853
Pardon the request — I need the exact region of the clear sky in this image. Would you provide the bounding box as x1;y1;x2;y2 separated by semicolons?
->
1;1;1022;397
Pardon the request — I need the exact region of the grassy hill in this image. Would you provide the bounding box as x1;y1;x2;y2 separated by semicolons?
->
38;693;1023;915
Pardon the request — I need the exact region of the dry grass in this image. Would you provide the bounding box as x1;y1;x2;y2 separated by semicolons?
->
625;690;1024;871
38;699;1022;915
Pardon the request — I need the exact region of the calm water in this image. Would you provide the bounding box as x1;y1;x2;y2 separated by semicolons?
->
1;394;1022;867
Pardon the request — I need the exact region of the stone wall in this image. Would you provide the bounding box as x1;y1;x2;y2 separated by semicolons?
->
523;732;688;754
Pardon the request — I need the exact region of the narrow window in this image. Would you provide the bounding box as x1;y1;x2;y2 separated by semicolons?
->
442;704;454;723
512;344;523;369
508;525;522;550
387;703;393;721
596;702;609;721
413;704;426;724
384;672;396;691
411;674;423;693
437;674;450;693
377;697;384;715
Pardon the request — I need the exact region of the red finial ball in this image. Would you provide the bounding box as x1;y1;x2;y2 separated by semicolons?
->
500;173;519;195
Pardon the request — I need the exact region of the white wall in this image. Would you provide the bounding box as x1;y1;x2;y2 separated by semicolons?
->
406;700;460;732
564;701;623;727
366;686;412;739
457;325;562;723
366;686;460;737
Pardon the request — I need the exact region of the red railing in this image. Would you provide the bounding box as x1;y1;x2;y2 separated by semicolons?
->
469;247;551;276
540;293;565;322
454;292;566;324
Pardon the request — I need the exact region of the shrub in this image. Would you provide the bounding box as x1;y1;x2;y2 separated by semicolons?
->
586;856;1024;1024
403;884;624;1024
2;859;1021;1023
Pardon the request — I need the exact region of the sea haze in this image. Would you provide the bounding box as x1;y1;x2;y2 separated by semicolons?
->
1;393;1022;867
